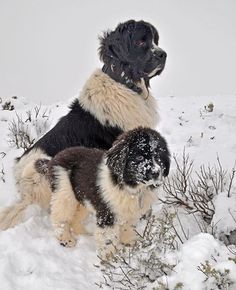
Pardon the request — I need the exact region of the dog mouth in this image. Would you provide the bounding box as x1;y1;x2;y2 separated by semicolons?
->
148;64;165;77
147;46;167;77
143;169;164;188
125;173;164;196
139;176;163;189
148;182;162;190
147;180;163;189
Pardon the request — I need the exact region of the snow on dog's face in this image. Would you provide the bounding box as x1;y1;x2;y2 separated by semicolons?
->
106;127;170;189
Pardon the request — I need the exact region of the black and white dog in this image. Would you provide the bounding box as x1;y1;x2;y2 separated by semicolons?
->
0;20;167;230
37;127;170;257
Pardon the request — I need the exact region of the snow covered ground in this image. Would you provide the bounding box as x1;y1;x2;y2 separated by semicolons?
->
0;92;236;290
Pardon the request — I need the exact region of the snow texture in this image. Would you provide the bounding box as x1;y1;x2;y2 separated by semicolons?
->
0;93;236;290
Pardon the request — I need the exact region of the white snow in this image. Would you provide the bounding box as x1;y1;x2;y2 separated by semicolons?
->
0;93;236;290
212;191;236;236
167;233;236;290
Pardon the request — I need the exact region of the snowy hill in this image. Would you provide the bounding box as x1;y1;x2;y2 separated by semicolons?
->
0;93;236;290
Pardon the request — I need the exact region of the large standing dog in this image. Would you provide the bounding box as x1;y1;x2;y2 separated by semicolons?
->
37;127;170;258
0;19;167;229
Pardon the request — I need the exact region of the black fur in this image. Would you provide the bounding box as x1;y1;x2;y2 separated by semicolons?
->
99;20;167;94
23;99;122;158
106;127;170;188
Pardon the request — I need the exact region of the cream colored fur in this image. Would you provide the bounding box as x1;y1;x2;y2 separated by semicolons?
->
79;69;159;131
98;158;156;220
0;148;51;230
95;225;120;259
50;166;88;247
49;159;157;259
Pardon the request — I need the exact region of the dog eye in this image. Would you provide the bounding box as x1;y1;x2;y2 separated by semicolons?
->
135;40;146;47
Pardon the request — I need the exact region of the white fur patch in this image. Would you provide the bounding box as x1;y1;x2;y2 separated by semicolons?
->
148;65;163;77
97;158;156;225
79;69;159;131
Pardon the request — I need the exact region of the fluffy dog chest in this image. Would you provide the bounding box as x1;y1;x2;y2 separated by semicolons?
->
97;162;156;223
109;189;155;223
79;69;158;131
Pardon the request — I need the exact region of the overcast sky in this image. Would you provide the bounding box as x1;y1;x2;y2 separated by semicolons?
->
0;0;236;104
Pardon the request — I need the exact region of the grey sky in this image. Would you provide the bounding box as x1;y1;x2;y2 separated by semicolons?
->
0;0;236;104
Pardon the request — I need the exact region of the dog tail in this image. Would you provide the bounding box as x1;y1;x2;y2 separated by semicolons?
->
0;152;52;231
0;199;31;230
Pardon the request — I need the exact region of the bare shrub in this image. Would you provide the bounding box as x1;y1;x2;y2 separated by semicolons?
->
25;105;50;137
8;116;35;151
2;101;14;111
153;281;184;290
0;164;5;183
8;105;50;151
161;150;236;224
96;209;179;290
198;260;234;289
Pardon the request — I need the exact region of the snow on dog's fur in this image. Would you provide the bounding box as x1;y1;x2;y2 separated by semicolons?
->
39;128;170;258
0;20;166;230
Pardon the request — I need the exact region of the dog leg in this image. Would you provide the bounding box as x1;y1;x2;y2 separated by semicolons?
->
54;222;77;247
95;225;120;259
120;222;137;246
70;204;89;235
50;166;78;247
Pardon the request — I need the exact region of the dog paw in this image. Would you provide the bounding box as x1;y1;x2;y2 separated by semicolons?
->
98;243;121;260
98;249;114;261
59;236;76;248
54;222;77;248
120;226;137;246
121;240;136;247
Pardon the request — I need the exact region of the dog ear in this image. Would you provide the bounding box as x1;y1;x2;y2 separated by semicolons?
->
99;32;130;66
159;150;170;177
105;134;130;185
151;134;171;177
149;24;159;45
99;30;114;63
99;21;136;65
145;128;171;178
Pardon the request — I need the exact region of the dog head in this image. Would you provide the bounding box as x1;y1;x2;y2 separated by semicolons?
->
99;20;167;92
106;127;170;190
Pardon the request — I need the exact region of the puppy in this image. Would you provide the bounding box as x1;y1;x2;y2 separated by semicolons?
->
37;127;170;258
0;20;167;230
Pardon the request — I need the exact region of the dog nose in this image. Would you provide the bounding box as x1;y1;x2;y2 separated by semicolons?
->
152;171;160;180
154;49;167;60
147;170;159;181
